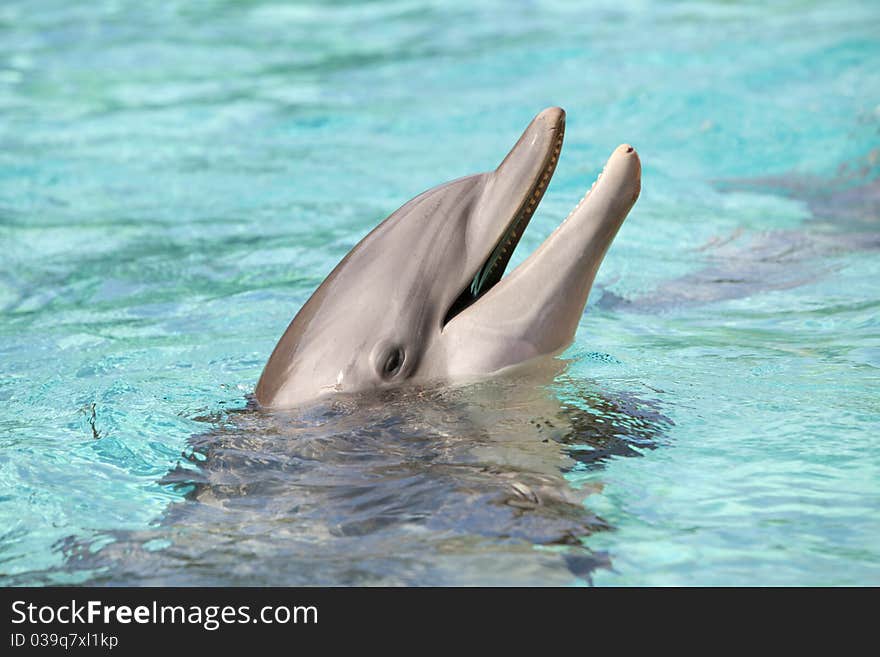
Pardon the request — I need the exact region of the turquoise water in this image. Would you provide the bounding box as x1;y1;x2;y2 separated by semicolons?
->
1;0;879;585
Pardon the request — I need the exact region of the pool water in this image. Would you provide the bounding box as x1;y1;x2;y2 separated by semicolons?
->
1;0;878;585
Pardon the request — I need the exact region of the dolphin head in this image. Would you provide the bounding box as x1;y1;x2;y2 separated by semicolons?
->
255;107;640;408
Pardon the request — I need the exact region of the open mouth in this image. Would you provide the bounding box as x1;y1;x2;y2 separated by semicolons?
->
442;127;565;327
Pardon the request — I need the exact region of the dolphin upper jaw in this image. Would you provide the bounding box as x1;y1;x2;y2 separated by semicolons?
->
443;107;566;325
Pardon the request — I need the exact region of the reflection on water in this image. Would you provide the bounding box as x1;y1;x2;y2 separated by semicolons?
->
52;362;671;585
600;155;880;312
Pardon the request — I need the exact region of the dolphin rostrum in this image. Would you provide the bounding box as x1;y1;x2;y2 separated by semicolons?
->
256;107;641;409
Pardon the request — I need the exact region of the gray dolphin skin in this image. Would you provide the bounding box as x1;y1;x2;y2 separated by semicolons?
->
256;107;641;409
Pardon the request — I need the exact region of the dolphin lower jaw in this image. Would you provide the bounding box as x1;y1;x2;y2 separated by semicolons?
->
440;144;641;370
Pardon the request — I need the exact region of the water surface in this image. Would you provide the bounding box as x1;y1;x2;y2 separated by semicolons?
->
1;0;879;585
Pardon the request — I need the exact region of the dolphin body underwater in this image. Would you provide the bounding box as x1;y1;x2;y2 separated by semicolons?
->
256;107;641;408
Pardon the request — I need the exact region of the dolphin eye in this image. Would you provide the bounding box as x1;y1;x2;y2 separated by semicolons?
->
381;347;405;379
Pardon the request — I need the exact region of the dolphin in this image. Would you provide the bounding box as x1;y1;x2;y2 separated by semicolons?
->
256;107;641;409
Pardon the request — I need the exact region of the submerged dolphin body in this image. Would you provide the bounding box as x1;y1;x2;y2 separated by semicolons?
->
46;372;672;585
257;107;641;409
